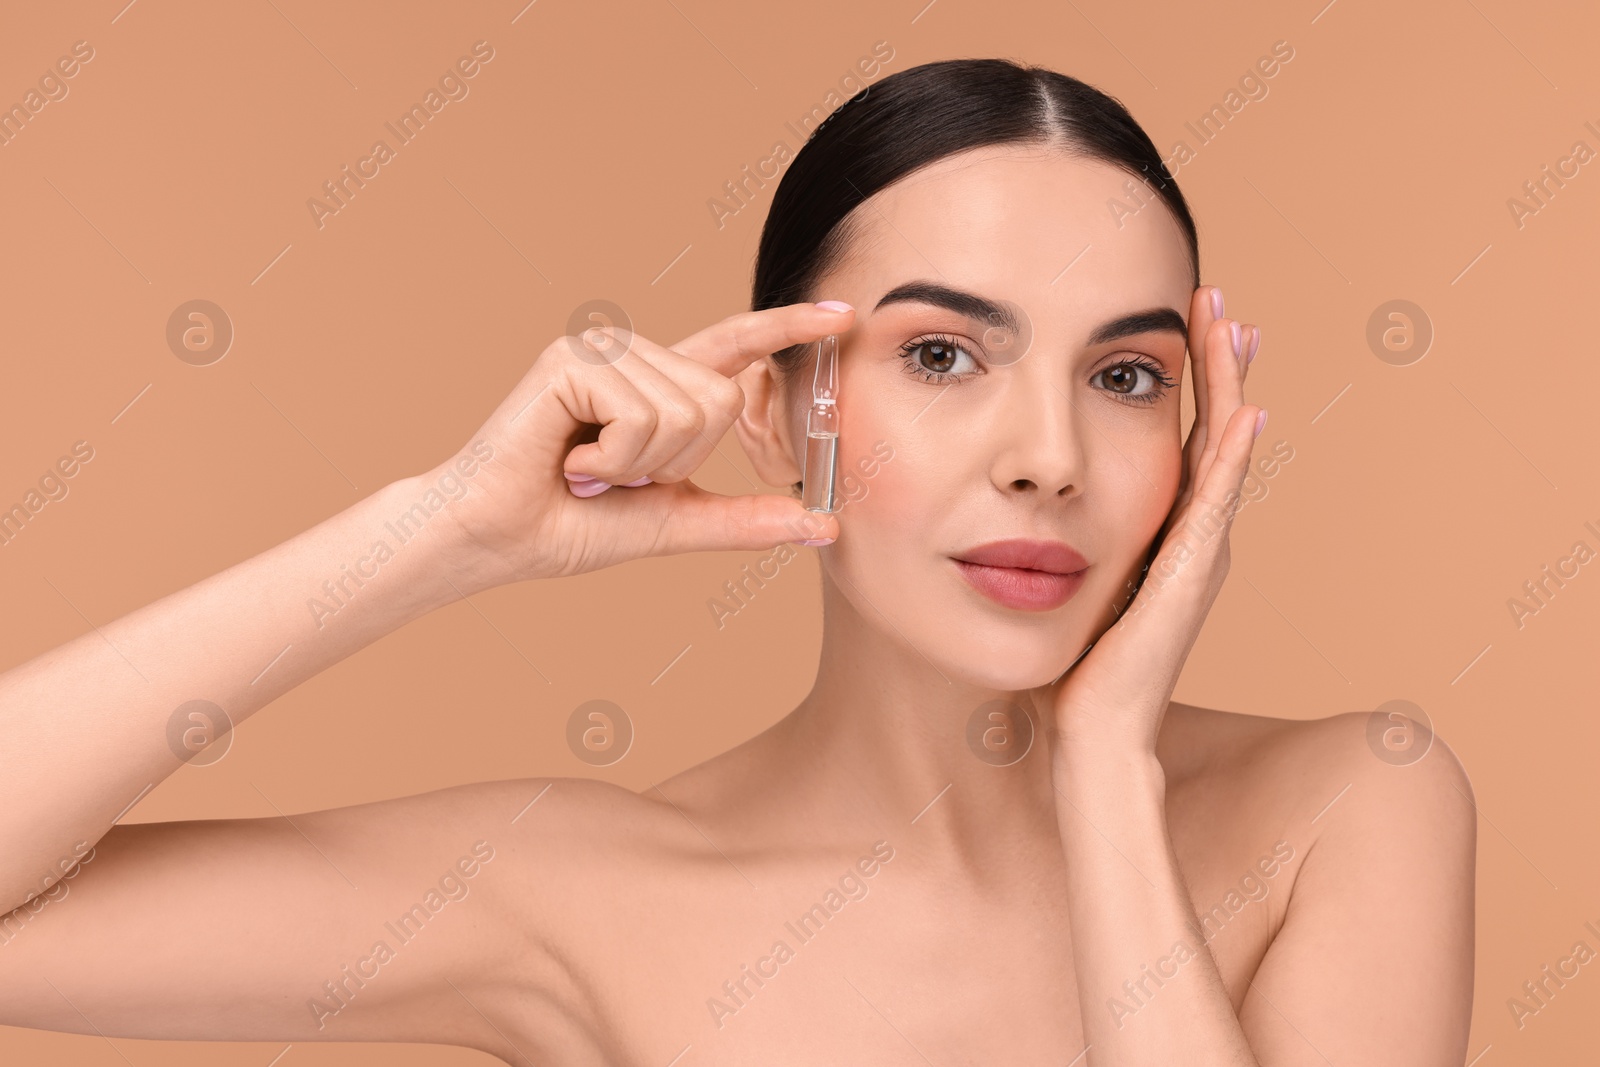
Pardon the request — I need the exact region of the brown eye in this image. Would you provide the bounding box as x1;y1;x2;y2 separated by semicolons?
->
897;335;981;384
1100;365;1143;394
1092;358;1173;405
917;341;961;374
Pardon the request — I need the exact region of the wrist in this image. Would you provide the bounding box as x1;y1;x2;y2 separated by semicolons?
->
1050;728;1167;799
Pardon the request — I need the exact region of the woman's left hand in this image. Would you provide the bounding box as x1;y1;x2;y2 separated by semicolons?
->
1030;285;1265;756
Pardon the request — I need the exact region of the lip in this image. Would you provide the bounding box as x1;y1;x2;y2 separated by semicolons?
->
951;538;1089;612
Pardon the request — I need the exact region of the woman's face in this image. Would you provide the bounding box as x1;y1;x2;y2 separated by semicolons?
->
780;143;1196;691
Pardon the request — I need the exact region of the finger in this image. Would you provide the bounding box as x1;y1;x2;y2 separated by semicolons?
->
544;352;661;483
1181;285;1223;477
1123;400;1262;637
582;479;841;556
583;330;751;483
669;302;856;377
563;351;710;486
1190;314;1246;493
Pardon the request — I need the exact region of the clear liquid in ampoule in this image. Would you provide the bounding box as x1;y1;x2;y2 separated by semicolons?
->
802;430;839;512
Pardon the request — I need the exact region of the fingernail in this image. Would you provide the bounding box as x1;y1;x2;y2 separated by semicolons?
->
1210;288;1224;319
815;300;853;313
620;475;653;487
797;537;835;546
1230;321;1242;357
570;479;613;497
1253;409;1268;438
1246;326;1261;365
564;471;598;482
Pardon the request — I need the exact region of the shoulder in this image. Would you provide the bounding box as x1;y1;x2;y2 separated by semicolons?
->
1161;701;1476;906
1164;704;1477;1059
1162;701;1475;829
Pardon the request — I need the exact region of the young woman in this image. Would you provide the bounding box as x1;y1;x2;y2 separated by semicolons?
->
0;59;1474;1065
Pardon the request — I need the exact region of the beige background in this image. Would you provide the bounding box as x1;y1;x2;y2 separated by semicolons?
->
1;0;1595;1062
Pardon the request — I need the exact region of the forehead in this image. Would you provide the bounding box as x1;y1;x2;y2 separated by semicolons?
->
827;143;1194;328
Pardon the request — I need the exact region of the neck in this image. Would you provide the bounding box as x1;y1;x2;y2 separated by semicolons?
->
772;571;1065;871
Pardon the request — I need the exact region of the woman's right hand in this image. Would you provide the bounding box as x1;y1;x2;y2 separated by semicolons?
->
433;301;853;588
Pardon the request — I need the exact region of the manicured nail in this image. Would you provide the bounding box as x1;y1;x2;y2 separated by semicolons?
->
1210;288;1224;319
564;470;598;482
620;475;653;487
797;537;835;546
1246;326;1260;364
1230;321;1242;357
570;479;613;497
1253;409;1268;438
815;300;853;313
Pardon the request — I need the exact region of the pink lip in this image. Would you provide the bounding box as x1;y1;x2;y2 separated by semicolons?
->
951;538;1089;612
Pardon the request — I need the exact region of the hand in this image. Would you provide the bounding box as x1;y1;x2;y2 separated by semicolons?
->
1031;285;1265;755
430;302;853;589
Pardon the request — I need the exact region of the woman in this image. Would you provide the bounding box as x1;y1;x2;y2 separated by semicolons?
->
0;59;1473;1064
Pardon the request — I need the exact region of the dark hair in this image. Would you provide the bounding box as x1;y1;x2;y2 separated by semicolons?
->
752;57;1199;387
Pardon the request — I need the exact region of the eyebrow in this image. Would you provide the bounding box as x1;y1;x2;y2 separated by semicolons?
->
872;280;1188;346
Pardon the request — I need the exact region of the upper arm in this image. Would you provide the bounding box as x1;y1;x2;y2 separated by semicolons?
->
1240;711;1476;1065
0;777;569;1053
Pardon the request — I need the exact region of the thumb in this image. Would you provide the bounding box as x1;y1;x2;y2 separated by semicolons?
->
648;484;841;556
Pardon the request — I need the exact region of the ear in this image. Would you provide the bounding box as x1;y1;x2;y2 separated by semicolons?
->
732;358;804;490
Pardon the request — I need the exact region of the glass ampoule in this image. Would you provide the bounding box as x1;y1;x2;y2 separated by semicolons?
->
801;333;839;513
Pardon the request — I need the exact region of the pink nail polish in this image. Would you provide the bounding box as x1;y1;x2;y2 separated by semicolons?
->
1253;409;1268;438
815;300;853;313
1229;321;1242;357
621;475;652;487
564;471;598;482
570;479;613;497
1210;288;1224;319
797;537;835;546
1247;327;1260;364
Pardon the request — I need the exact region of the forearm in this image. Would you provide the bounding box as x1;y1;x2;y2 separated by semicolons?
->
0;466;479;911
1053;743;1257;1065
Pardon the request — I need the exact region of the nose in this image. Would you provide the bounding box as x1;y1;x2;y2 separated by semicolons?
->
987;369;1088;499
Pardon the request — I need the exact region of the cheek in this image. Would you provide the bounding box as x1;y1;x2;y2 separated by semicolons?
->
1089;437;1183;584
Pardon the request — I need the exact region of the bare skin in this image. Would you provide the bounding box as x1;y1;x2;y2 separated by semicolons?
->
0;145;1474;1065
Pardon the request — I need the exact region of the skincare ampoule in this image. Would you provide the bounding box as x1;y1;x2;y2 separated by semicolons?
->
801;333;839;513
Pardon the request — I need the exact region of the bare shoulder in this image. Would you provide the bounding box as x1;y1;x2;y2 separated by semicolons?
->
1160;700;1475;826
1161;703;1477;1060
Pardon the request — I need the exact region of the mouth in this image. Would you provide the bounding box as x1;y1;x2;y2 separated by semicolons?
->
950;538;1089;612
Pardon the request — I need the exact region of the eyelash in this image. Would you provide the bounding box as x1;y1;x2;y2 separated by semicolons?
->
895;334;1178;405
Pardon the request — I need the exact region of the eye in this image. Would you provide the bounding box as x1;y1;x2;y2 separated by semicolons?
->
1093;356;1177;405
897;333;982;384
